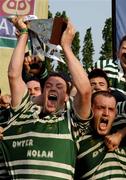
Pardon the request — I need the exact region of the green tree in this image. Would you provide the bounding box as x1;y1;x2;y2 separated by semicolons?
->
99;17;112;60
48;10;53;18
72;31;80;59
82;27;94;71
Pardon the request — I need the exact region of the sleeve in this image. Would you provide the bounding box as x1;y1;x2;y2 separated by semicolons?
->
67;98;93;136
9;89;33;122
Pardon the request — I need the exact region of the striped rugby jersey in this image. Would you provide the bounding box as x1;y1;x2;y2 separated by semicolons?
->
0;90;88;180
94;59;126;95
75;114;126;179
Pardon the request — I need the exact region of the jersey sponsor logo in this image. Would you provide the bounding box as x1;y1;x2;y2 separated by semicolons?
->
115;148;126;155
12;139;54;158
27;149;53;158
12;139;33;148
92;147;104;158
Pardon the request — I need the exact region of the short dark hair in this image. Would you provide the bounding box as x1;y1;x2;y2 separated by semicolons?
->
41;71;72;95
88;68;110;88
91;90;117;105
26;76;40;84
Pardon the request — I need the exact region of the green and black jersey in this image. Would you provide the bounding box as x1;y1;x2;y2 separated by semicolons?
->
75;116;126;180
0;90;88;180
94;59;126;95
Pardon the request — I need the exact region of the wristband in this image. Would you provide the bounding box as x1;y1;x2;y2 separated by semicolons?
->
20;28;28;34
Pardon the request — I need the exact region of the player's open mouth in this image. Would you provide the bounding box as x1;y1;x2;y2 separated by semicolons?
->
48;94;57;101
99;118;108;130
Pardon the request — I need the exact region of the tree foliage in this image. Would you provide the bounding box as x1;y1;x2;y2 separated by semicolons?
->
81;27;94;71
48;10;53;18
72;31;80;59
48;3;113;73
99;18;112;60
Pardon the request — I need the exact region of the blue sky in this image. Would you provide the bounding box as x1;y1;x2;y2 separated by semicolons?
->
49;0;111;62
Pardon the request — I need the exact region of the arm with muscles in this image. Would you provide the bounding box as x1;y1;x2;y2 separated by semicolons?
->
8;17;28;107
61;20;91;120
105;127;126;151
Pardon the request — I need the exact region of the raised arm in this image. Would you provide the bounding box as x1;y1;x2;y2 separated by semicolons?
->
61;20;91;119
8;17;28;107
